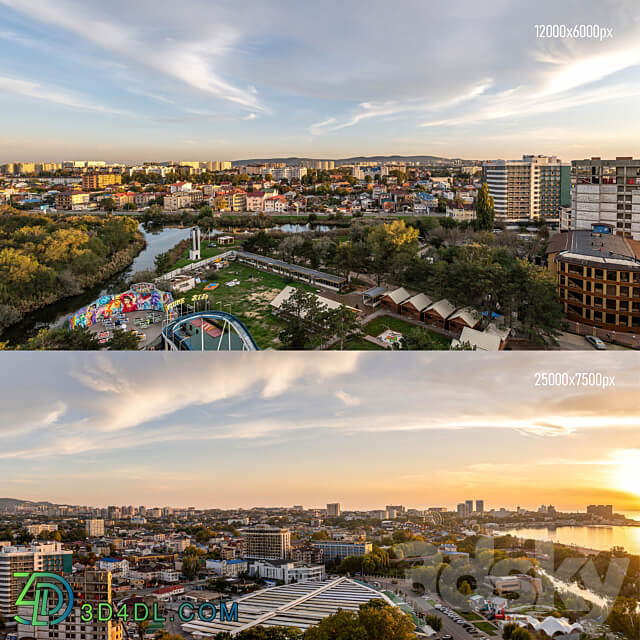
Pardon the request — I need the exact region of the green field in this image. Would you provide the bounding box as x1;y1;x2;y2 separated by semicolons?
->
179;263;315;349
474;621;498;635
363;315;451;349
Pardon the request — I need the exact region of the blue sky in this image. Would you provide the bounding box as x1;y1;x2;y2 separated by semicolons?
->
2;353;640;511
1;0;640;162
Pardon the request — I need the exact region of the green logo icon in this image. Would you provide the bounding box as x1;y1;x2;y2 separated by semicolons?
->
14;572;74;626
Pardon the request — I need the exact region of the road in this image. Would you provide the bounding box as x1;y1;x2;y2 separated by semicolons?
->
372;577;500;640
554;331;631;350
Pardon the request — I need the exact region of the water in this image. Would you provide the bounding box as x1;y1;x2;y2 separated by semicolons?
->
3;225;191;346
504;525;640;555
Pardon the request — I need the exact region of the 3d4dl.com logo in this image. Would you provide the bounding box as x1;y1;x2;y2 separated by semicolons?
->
14;572;74;626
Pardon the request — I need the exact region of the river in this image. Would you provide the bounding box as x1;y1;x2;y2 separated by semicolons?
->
3;225;191;346
504;523;640;556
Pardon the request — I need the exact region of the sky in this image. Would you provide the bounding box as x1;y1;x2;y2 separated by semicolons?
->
2;352;640;512
1;1;640;162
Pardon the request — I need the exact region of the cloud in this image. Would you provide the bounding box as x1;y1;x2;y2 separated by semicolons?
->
0;75;125;114
0;0;265;112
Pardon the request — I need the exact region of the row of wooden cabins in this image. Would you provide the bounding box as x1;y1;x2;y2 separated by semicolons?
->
363;286;510;349
364;286;483;333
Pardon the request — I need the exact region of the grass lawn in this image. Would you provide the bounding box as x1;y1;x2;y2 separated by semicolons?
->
363;315;451;348
179;263;315;350
330;336;385;351
455;610;484;621
474;621;498;635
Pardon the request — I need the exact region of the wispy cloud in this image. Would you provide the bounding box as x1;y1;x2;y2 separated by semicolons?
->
0;75;126;114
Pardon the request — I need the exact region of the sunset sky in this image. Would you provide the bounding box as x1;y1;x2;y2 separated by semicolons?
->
1;0;640;161
2;353;639;512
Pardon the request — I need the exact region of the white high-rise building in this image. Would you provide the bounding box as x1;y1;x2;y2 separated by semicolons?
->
85;518;105;537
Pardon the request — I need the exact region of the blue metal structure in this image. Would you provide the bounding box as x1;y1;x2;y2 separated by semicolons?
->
162;311;259;351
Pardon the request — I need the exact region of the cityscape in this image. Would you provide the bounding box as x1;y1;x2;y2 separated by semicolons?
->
2;353;640;639
2;1;640;640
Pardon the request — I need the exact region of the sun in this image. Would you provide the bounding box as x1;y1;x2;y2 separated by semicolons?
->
613;450;640;497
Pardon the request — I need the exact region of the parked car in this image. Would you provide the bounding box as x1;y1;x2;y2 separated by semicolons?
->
585;335;607;350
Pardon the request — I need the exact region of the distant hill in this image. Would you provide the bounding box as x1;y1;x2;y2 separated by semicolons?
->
0;497;54;509
231;155;465;166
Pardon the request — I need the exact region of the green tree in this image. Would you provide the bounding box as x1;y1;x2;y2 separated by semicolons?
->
303;600;415;640
607;597;640;640
502;623;519;640
108;329;141;350
327;305;360;351
475;183;495;231
23;327;101;350
182;554;200;580
101;197;116;213
425;614;442;632
511;628;532;640
397;328;447;351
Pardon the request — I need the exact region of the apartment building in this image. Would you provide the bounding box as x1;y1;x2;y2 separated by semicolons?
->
25;524;58;536
483;155;570;221
163;190;203;211
246;191;266;212
82;173;122;190
570;157;640;240
547;229;640;332
242;526;291;560
85;518;105;537
17;570;122;640
0;542;73;619
55;191;90;210
310;541;372;562
326;503;341;517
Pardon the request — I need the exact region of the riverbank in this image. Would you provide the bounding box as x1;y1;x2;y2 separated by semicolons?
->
2;226;192;346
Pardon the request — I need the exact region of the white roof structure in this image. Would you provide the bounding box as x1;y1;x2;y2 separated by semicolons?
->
448;306;481;327
505;615;584;638
403;293;433;312
270;286;357;315
451;326;502;351
181;577;396;636
383;287;411;304
425;299;456;319
484;323;510;342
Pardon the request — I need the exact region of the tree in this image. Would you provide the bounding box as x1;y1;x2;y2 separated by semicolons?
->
108;329;141;350
511;629;532;640
182;554;200;580
277;288;328;349
312;530;330;540
101;197;116;213
303;600;415;640
23;327;101;350
502;623;519;640
425;614;442;632
475;183;495;231
327;305;360;350
607;597;640;640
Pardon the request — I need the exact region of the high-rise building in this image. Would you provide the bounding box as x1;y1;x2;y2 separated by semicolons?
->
587;504;613;518
483;155;570;221
242;526;291;560
17;570;122;640
85;518;105;537
465;500;474;514
0;542;73;620
326;503;341;517
569;157;640;240
456;503;467;516
475;500;484;514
